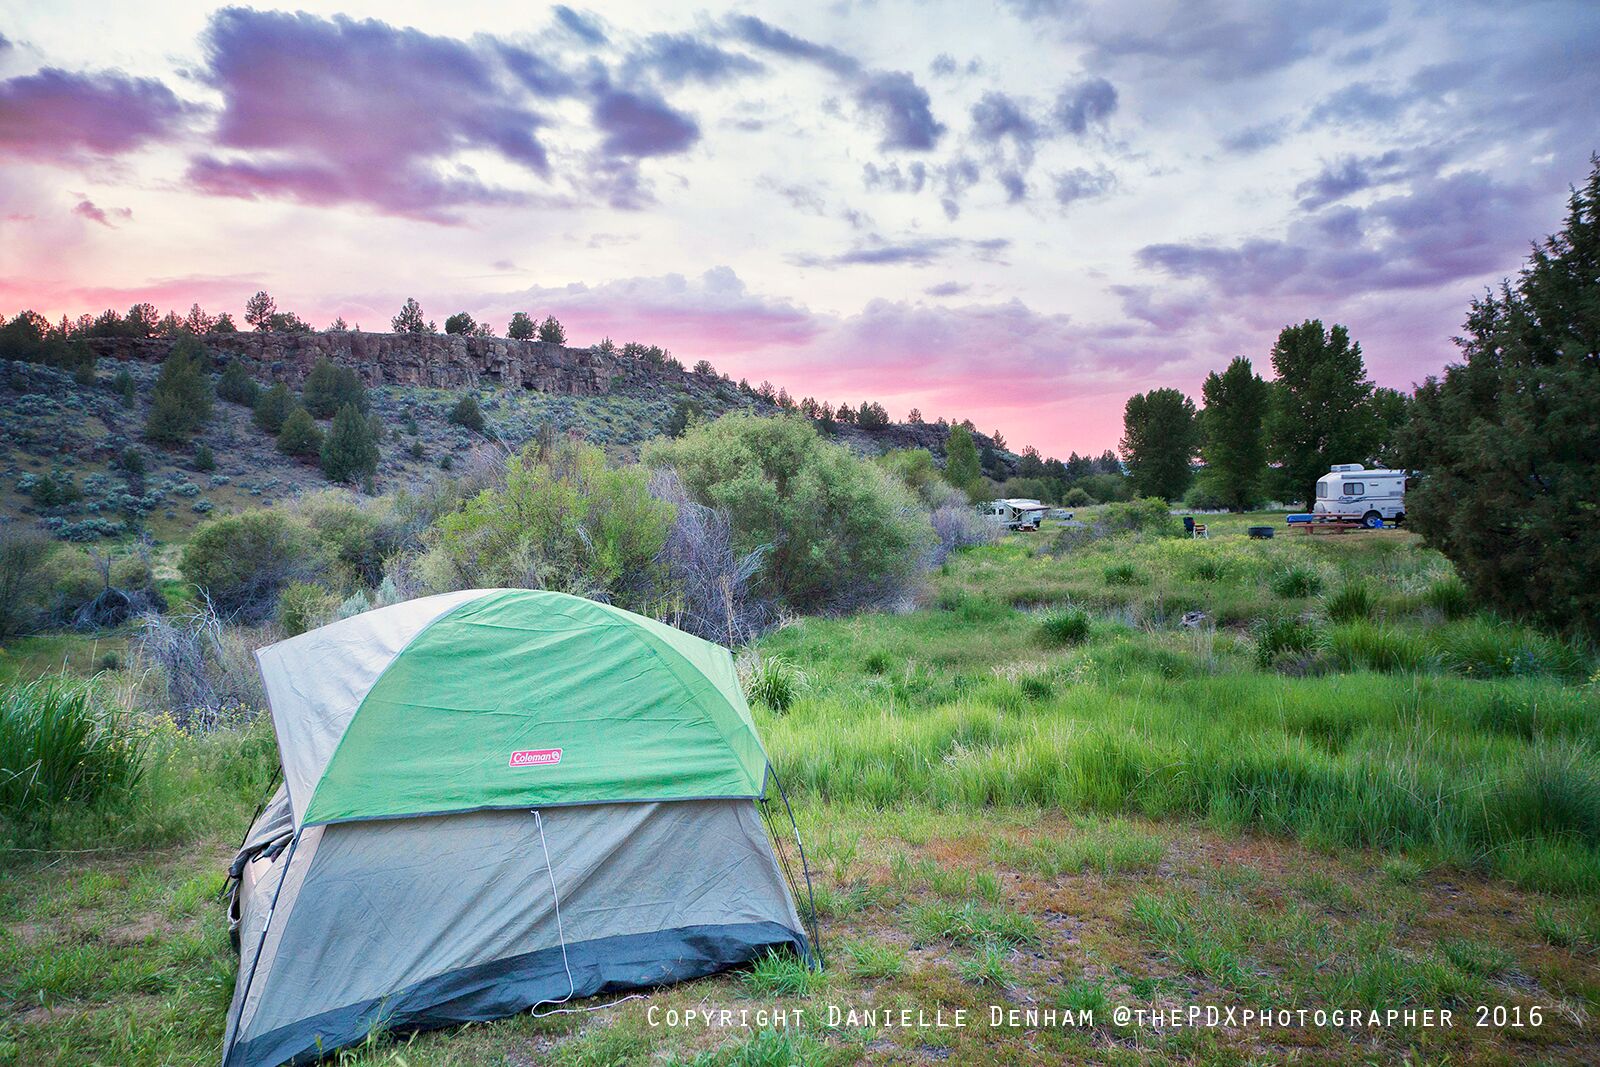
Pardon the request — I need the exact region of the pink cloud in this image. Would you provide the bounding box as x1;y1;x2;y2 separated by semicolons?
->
71;198;131;227
0;67;192;161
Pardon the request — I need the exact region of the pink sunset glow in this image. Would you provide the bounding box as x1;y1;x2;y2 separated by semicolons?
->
1;3;1596;457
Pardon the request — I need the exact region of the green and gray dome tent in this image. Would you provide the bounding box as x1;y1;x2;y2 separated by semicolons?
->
222;588;815;1067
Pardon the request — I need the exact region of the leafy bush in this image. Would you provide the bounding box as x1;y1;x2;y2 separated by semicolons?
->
293;490;401;590
301;357;368;418
217;358;259;405
320;404;379;484
930;502;996;564
0;676;144;827
1271;564;1325;598
0;528;56;638
276;407;323;459
278;581;335;637
1252;614;1324;668
644;414;934;612
179;510;323;621
253;382;294;433
1038;607;1091;647
448;395;486;433
144;336;213;445
417;439;673;608
1092;497;1181;538
1324;582;1376;622
738;652;806;712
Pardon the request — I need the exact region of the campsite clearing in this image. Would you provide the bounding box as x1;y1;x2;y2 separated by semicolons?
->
3;510;1598;1065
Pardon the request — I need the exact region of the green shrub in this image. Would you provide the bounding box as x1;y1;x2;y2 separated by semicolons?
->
0;676;144;826
253;382;294;433
179;510;322;621
144;336;213;445
192;442;216;472
0;528;56;638
1093;497;1182;538
113;368;135;407
645;413;934;612
448;395;486;433
1038;607;1091;647
1103;562;1145;586
276;407;323;459
217;358;259;405
277;581;335;637
1271;564;1325;598
1190;557;1228;582
301;357;368;418
739;653;806;712
1324;582;1376;622
1252;614;1324;668
320;404;379;484
418;439;673;608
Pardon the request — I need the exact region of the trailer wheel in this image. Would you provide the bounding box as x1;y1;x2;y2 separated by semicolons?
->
1362;511;1383;529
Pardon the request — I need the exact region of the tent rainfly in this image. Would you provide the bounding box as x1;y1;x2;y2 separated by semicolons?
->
222;588;814;1067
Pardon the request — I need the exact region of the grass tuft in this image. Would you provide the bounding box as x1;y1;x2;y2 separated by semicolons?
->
0;675;145;828
1271;564;1325;599
738;653;807;712
1037;607;1091;648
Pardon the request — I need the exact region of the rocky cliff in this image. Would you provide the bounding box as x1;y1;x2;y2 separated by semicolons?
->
82;331;669;396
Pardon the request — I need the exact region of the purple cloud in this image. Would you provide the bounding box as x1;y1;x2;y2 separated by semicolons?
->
1308;81;1411;126
191;8;553;220
591;87;699;158
552;6;607;46
792;234;1008;269
1293;150;1411;209
1054;166;1116;207
1053;77;1118;136
630;34;764;86
71;198;131;227
726;15;860;77
0;67;191;161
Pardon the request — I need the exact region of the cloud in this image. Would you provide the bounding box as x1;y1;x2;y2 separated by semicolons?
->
726;15;860;77
191;8;552;220
1137;169;1542;298
1220;120;1288;154
1293;149;1411;209
1307;81;1410;126
71;198;130;227
1053;76;1118;136
854;70;945;150
552;6;607;46
727;15;944;151
791;234;1008;268
494;43;580;97
929;53;981;77
924;281;969;296
591;86;699;157
1053;166;1116;207
0;67;192;162
862;161;927;193
629;33;764;86
971;91;1043;150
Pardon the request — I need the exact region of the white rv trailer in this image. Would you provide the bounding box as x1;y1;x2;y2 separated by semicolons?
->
1312;464;1410;527
983;498;1050;531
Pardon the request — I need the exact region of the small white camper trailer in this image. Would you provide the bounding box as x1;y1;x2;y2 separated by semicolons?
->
1312;464;1410;527
983;498;1050;531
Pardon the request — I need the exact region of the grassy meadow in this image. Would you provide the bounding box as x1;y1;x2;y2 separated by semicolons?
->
4;509;1600;1065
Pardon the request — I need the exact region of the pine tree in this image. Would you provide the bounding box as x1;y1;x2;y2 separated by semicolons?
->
537;315;566;343
448;395;486;433
254;382;295;433
276;407;323;459
1121;388;1198;502
1266;320;1376;509
320;403;380;483
944;424;981;491
217;358;260;405
1405;155;1600;634
144;336;214;445
301;357;368;418
507;312;535;340
1197;357;1270;510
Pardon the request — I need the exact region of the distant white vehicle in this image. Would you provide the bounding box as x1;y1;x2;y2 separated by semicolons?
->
1312;464;1411;527
983;498;1050;531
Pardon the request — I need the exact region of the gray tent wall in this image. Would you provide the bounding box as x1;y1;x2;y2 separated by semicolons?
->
223;798;807;1067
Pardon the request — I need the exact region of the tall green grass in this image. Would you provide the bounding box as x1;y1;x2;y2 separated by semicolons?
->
0;675;145;825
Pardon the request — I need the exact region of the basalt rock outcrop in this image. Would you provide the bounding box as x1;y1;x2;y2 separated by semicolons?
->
83;331;650;396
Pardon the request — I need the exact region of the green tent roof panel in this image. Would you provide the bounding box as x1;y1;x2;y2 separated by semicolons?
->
257;589;769;827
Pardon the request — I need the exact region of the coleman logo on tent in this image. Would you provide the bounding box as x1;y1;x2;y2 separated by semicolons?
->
509;748;563;768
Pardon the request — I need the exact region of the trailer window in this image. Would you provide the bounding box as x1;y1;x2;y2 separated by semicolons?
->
1316;480;1329;498
1341;482;1364;495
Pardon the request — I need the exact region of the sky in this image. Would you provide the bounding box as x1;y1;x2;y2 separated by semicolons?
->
0;0;1596;456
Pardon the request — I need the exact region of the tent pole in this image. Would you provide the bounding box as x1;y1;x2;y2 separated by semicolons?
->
768;764;824;969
